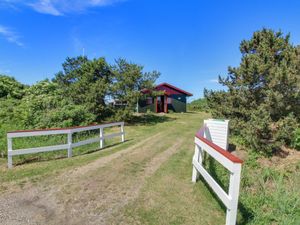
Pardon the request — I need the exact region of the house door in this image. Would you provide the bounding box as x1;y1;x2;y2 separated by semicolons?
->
156;96;165;113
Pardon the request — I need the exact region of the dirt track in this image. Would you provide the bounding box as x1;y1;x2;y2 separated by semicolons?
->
0;131;185;225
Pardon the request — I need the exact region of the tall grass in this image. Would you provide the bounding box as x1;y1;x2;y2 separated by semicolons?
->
238;154;300;225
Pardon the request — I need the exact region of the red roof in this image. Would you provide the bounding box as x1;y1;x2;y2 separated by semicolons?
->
155;83;193;96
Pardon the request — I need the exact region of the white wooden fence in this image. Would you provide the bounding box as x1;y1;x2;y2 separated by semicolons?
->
7;122;125;168
192;120;243;225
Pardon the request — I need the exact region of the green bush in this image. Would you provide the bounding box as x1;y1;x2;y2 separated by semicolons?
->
187;98;208;112
0;56;161;157
205;29;300;155
0;75;27;99
292;128;300;150
245;107;274;154
275;114;298;146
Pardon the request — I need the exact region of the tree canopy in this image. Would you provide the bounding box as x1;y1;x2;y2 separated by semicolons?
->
0;75;27;99
0;56;160;156
205;29;300;154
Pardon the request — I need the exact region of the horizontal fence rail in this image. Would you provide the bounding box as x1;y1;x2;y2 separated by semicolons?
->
7;122;125;168
192;120;243;225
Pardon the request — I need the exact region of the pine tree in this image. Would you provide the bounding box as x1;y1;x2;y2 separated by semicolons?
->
205;29;300;154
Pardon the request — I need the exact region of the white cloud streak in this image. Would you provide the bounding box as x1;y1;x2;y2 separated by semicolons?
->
0;25;23;46
209;79;219;83
2;0;123;16
29;0;62;16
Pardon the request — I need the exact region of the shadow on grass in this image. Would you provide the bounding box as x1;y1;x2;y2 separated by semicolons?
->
14;139;132;166
237;203;254;225
198;153;254;225
203;153;229;191
228;143;236;153
128;113;176;126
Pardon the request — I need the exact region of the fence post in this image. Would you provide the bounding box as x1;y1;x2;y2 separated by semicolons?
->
121;123;125;142
192;144;202;182
7;137;13;168
67;131;72;158
100;127;104;149
226;163;242;225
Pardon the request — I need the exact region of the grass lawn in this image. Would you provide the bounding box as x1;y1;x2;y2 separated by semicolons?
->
0;111;299;224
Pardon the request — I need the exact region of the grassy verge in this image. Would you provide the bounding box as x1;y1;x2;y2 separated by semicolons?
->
122;112;225;225
0;112;299;224
124;145;225;225
237;153;300;225
0;114;176;185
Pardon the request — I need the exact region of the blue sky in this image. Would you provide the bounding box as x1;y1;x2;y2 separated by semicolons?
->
1;0;300;100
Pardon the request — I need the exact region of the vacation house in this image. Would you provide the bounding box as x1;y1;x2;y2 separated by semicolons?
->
138;83;193;113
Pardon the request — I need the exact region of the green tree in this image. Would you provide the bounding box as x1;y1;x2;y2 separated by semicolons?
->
0;75;27;99
54;56;113;121
205;29;300;154
188;98;208;112
20;80;95;128
111;58;160;120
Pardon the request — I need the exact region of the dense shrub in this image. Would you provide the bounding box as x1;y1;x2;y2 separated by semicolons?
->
275;114;298;146
187;98;208;112
0;75;27;99
292;128;300;150
0;56;160;156
205;29;300;154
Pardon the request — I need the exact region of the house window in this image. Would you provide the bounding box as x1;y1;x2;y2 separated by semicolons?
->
146;97;153;105
167;97;172;104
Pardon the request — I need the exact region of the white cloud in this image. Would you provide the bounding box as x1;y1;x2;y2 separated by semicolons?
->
2;0;124;16
0;25;23;46
209;79;219;83
29;0;62;16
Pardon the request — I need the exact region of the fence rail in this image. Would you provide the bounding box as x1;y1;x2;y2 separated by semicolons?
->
7;122;125;168
192;120;243;225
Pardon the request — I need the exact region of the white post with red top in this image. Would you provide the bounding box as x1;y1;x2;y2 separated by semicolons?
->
192;120;242;225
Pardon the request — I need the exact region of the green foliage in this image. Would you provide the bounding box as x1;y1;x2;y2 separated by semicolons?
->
111;58;160;120
0;56;160;156
187;98;208;111
54;57;112;121
275;114;298;146
240;161;300;225
292;128;300;150
205;29;300;154
0;75;27;99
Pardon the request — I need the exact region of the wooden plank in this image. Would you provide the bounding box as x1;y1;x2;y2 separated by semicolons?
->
72;137;100;148
195;136;243;165
7;138;12;168
121;125;125;142
7;122;124;136
7;122;124;134
226;163;242;225
7;121;125;168
8;129;70;138
193;159;231;209
67;133;72;158
101;122;124;128
195;139;238;172
104;132;124;139
8;144;69;156
70;125;102;133
100;127;104;149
